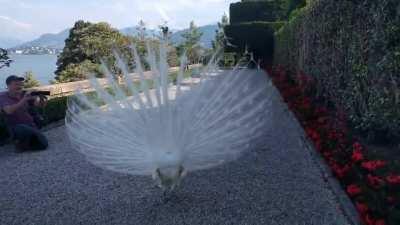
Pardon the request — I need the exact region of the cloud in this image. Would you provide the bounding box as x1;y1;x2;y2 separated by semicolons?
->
0;15;36;40
0;15;32;29
155;4;171;22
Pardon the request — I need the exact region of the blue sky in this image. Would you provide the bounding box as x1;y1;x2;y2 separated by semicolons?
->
0;0;237;41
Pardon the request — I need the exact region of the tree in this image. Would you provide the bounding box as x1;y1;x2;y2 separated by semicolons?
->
54;60;102;83
137;20;147;41
55;20;129;82
178;21;203;64
212;13;229;51
0;48;12;69
167;46;179;67
23;71;41;88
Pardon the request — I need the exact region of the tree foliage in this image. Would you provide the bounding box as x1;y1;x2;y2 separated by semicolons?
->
55;20;181;83
23;71;41;88
137;20;147;41
0;48;12;69
55;60;102;83
55;21;129;82
212;13;229;51
177;21;203;64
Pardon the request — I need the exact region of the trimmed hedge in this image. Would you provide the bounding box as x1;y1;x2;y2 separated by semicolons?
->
274;0;400;143
229;1;282;24
224;22;278;61
42;96;68;124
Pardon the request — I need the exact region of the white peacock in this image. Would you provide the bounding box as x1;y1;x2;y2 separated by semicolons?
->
65;41;277;194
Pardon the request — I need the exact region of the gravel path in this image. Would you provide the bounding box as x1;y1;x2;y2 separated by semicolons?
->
0;85;358;225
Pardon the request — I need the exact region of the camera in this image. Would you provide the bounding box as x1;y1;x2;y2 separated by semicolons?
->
29;91;51;96
23;90;49;107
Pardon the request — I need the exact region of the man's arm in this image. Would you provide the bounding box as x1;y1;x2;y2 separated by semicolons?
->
2;93;32;115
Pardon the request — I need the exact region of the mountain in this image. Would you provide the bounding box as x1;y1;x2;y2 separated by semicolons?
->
0;37;23;49
14;29;70;49
11;24;219;50
170;24;218;48
121;24;218;48
119;26;159;38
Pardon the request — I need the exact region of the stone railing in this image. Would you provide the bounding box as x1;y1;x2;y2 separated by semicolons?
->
28;64;201;98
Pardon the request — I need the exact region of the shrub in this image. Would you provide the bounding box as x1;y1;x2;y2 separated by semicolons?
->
23;71;41;88
274;0;400;143
55;60;102;83
42;96;68;124
224;22;277;61
229;1;283;24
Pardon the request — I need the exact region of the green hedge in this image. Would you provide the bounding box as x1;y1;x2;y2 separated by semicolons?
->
42;96;68;124
275;0;400;143
229;1;282;24
224;22;278;61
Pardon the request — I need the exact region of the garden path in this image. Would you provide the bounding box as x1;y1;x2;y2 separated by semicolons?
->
0;74;359;225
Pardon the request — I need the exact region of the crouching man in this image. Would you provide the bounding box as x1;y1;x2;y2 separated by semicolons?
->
0;75;48;151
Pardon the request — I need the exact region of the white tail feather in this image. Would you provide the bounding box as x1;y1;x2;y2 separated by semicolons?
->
66;42;278;188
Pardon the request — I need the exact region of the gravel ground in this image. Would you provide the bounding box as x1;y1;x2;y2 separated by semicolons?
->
0;87;358;225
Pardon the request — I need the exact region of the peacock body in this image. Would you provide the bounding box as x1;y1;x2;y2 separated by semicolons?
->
66;42;277;193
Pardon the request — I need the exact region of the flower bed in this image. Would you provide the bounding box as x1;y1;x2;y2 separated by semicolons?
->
265;66;400;225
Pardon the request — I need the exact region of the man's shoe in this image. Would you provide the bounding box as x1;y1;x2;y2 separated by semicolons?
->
14;140;30;152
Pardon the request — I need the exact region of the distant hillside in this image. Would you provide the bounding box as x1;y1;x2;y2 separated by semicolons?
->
171;24;218;48
15;29;70;49
12;24;219;50
121;24;218;48
119;26;159;38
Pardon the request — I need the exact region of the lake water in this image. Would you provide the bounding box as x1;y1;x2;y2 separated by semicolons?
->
0;54;58;90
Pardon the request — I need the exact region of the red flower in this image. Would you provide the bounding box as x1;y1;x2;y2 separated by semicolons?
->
375;219;386;225
315;106;328;115
332;164;350;179
364;214;375;225
346;184;362;197
323;151;332;159
361;160;387;171
351;149;364;163
328;131;337;140
367;174;385;189
352;142;363;151
386;175;400;185
356;202;368;214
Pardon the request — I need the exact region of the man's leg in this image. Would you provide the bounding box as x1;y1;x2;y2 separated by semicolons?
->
30;129;48;150
12;124;48;151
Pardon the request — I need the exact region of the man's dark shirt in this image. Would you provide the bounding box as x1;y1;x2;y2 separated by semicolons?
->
0;91;36;129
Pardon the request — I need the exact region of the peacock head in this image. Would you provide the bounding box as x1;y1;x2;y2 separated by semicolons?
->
152;165;187;191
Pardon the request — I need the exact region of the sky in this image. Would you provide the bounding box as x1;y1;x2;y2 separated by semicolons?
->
0;0;237;41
